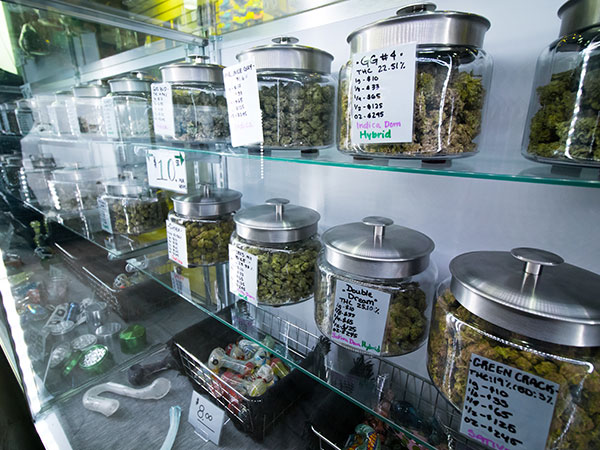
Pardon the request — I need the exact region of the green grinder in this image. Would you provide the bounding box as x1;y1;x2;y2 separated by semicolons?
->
79;345;114;375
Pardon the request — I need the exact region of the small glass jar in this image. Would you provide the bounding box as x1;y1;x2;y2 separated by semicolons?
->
32;93;54;132
237;37;335;150
15;99;34;135
523;0;600;167
338;4;492;159
1;156;23;195
71;82;109;137
167;185;241;267
3;102;20;135
48;166;103;214
315;217;435;356
48;90;75;137
99;178;168;235
428;248;600;450
230;198;321;306
107;72;154;140
155;57;230;143
21;156;56;210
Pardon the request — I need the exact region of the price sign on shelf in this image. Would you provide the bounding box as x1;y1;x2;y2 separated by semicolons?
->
460;354;558;450
151;83;175;137
350;43;416;145
188;390;226;445
146;148;188;193
223;59;264;147
228;244;258;305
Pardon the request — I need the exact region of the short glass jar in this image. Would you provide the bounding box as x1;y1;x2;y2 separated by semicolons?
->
428;248;600;450
48;91;75;137
523;0;600;167
15;99;34;135
32;93;54;132
230;198;321;306
48;166;103;214
315;217;435;356
3;102;20;135
99;178;168;235
237;37;335;150
167;185;241;267
338;4;492;159
107;72;154;140
155;57;230;143
71;82;109;136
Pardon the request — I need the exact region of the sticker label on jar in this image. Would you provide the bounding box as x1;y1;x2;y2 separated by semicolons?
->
223;59;264;147
97;197;112;234
331;281;391;355
350;43;416;145
146;148;188;193
228;245;258;305
170;270;192;299
101;97;119;139
151;83;175;137
167;221;188;267
460;354;558;450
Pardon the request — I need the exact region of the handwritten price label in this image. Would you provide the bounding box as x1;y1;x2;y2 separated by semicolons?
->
151;83;175;137
166;221;188;267
101;97;119;139
146;148;188;193
460;354;558;450
228;244;258;305
188;390;226;445
350;43;416;145
331;281;391;355
97;197;113;233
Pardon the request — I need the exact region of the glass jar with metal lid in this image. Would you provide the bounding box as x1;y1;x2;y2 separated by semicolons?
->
2;102;20;135
523;0;600;167
48;90;75;136
338;3;492;159
48;166;103;214
428;248;600;450
99;177;168;235
71;82;109;136
230;198;321;306
21;155;57;210
167;185;241;266
155;56;229;143
236;37;335;150
107;72;154;140
15;99;34;135
315;217;435;356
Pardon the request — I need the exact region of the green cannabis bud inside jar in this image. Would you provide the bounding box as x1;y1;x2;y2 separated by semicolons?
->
109;198;167;235
171;214;235;265
172;88;230;142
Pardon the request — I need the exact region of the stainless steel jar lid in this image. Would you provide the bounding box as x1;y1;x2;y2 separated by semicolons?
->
322;217;434;279
234;198;320;244
160;55;224;84
236;36;334;74
55;90;73;97
52;166;103;182
173;185;241;218
73;82;109;98
347;3;491;54
108;71;154;93
103;178;150;197
450;247;600;347
558;0;600;36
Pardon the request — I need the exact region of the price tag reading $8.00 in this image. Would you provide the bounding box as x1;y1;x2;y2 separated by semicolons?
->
188;390;226;445
146;148;188;193
228;244;258;305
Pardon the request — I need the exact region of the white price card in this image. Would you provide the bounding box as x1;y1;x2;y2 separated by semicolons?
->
223;59;264;147
166;221;188;267
151;83;175;137
188;390;226;445
350;43;416;145
101;97;119;138
146;148;188;193
460;354;558;450
97;197;112;234
331;281;391;355
228;244;258;305
170;270;192;299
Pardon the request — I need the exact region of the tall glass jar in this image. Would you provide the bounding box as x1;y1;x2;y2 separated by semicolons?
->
237;37;336;150
3;102;20;135
48;91;75;137
167;185;241;267
315;217;435;356
230;198;321;306
428;248;600;450
154;57;230;143
32;93;54;133
107;72;154;141
338;4;492;159
71;82;109;137
48;166;103;215
523;0;600;167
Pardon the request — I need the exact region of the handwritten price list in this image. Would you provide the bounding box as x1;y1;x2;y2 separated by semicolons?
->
460;354;558;450
228;245;258;305
151;83;175;137
350;43;416;145
331;281;391;355
166;221;188;267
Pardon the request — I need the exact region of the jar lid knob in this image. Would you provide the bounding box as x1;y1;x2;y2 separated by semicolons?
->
272;36;299;45
511;247;564;276
202;184;211;197
188;54;210;64
396;2;436;16
266;198;289;221
362;216;393;244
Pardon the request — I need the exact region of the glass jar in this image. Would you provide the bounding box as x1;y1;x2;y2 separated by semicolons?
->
3;102;20;135
155;57;230;143
32;93;54;132
21;157;56;210
0;105;5;134
523;0;600;167
107;72;154;140
71;82;109;137
15;99;34;135
237;37;335;150
167;185;241;267
48;90;75;137
99;178;168;235
230;198;321;306
428;248;600;450
1;156;23;195
315;217;435;356
338;4;492;159
48;166;103;214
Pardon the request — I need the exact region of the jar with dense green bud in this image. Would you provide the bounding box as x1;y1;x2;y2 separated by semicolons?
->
314;217;435;356
107;72;154;140
167;186;241;267
338;4;491;159
230;198;321;306
428;248;600;450
523;0;600;167
236;37;335;150
48;166;103;215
